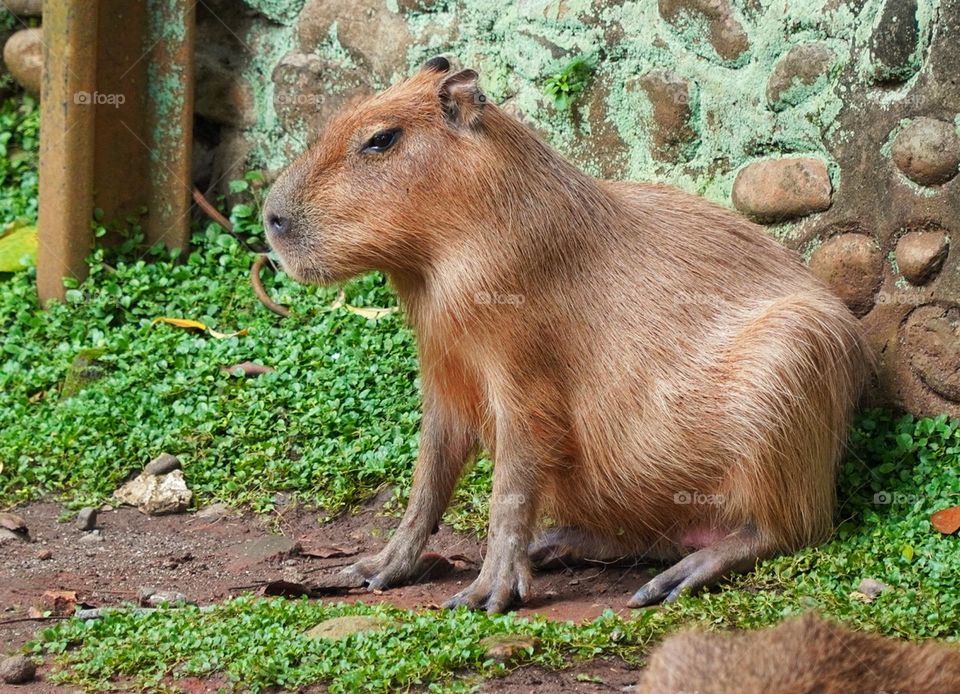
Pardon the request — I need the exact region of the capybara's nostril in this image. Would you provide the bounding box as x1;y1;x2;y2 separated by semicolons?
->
267;213;291;236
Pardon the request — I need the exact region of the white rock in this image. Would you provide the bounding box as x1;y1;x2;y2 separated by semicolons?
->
114;470;193;515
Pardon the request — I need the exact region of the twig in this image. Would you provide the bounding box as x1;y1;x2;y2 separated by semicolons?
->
191;187;291;317
192;187;234;233
251;254;291;318
0;615;68;626
191;186;267;254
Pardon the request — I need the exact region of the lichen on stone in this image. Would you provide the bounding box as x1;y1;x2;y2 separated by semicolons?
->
243;0;307;25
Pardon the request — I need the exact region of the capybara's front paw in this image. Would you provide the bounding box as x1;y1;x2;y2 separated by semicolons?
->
342;547;419;591
443;556;532;614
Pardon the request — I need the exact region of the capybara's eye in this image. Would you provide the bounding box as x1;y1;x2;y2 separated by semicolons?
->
362;128;401;154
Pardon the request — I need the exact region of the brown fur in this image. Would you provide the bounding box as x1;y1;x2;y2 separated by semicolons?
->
264;59;869;612
636;613;960;694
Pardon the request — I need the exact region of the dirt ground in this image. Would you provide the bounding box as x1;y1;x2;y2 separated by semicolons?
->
1;495;652;692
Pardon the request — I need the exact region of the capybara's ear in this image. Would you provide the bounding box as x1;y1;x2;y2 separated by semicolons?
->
438;69;486;129
421;56;451;74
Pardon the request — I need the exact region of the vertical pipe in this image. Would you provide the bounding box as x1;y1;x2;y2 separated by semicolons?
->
36;0;98;304
143;0;195;250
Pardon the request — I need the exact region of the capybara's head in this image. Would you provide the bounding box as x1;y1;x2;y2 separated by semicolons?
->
263;56;490;284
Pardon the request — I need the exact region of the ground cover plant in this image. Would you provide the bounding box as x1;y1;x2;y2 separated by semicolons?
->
2;90;959;691
23;411;960;691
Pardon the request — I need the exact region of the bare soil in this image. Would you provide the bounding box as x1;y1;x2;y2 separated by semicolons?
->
1;496;651;692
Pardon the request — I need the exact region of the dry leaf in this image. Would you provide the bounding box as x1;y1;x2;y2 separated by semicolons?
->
0;511;26;533
151;317;248;339
330;290;398;320
300;544;361;559
307;571;367;594
931;506;960;535
260;580;317;598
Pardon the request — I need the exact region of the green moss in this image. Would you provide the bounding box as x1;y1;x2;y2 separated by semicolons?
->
243;0;307;25
234;0;933;212
239;21;301;171
393;0;896;209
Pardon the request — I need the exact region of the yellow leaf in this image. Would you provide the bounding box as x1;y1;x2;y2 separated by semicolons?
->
329;289;398;320
0;223;37;272
208;327;249;339
151;317;248;339
343;305;398;320
152;317;208;330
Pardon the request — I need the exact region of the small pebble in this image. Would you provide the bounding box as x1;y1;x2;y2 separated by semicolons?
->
857;578;891;599
142;591;192;607
77;507;98;531
36;549;52;560
144;453;182;476
78;530;104;544
479;635;540;663
0;654;36;684
196;502;230;520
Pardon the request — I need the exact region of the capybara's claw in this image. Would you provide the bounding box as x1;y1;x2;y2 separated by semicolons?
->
443;560;530;613
443;581;520;613
629;559;714;607
628;536;758;607
341;551;417;592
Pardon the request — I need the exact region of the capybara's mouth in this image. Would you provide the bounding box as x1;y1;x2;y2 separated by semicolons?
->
273;254;333;286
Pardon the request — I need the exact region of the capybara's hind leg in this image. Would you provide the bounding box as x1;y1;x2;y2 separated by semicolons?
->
628;525;771;606
529;527;631;569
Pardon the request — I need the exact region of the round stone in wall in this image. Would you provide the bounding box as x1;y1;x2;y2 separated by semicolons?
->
732;157;832;222
631;69;696;162
895;230;950;285
891;117;960;186
766;43;835;111
902;304;960;401
2;28;42;96
3;0;41;17
808;234;884;318
867;0;921;84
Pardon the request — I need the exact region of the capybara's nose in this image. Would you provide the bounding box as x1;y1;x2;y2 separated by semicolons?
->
266;212;291;236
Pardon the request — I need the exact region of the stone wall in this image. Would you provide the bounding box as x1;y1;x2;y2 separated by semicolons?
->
4;0;959;416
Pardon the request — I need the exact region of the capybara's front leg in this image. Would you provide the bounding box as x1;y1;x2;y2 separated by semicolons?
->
445;432;538;613
343;401;474;590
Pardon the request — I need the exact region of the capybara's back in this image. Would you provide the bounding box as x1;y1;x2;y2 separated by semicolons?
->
636;614;960;694
264;57;870;611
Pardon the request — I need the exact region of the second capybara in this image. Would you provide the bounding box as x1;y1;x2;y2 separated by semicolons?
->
263;57;869;613
636;613;960;694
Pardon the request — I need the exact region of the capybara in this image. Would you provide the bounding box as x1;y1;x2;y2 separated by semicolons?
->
263;56;868;613
636;613;960;693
